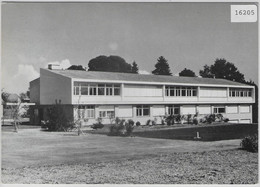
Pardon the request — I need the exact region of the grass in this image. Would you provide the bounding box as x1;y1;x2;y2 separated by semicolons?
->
1;125;258;184
90;123;258;141
2;149;258;184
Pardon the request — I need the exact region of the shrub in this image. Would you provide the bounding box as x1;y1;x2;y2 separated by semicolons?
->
165;115;175;126
136;121;141;126
125;119;135;136
187;114;192;124
146;119;151;126
109;118;134;136
91;118;104;129
241;134;258;153
223;118;229;122
193;118;199;125
45;104;73;131
175;114;184;124
152;119;157;126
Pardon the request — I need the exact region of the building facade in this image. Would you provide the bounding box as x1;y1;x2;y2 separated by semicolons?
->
29;68;255;125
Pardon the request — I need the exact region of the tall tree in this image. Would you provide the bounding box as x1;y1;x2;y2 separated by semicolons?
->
88;55;132;73
67;65;86;71
179;68;196;77
199;65;214;78
199;58;245;83
131;61;139;74
245;80;258;123
152;56;172;76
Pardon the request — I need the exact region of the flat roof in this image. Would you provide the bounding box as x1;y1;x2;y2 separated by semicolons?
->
45;69;251;87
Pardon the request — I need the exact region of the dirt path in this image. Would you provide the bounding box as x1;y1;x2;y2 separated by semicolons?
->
2;128;241;169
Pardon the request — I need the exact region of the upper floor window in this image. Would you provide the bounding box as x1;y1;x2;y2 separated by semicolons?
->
229;88;252;98
73;82;120;96
165;86;197;97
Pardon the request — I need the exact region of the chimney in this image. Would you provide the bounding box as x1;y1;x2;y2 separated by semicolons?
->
48;63;61;70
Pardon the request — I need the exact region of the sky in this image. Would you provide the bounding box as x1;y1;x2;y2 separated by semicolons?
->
1;2;258;94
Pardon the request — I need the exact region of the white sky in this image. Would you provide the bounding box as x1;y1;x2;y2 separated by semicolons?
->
1;2;258;94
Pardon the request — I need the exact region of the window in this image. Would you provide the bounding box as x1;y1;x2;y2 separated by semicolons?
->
229;88;252;98
77;105;95;118
168;105;180;115
106;84;113;95
114;85;120;95
165;86;197;97
136;105;150;117
73;82;121;96
98;84;105;95
213;106;225;114
81;83;88;95
89;85;97;95
99;110;115;118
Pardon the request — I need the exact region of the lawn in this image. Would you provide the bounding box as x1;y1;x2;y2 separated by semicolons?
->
1;125;258;184
91;123;258;141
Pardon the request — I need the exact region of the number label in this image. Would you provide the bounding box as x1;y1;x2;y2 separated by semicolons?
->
231;5;257;22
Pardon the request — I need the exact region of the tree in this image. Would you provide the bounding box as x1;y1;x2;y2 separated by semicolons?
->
179;68;196;77
199;58;245;83
245;80;258;123
1;90;23;132
67;65;86;71
199;65;214;78
88;55;132;73
131;61;139;74
152;56;172;76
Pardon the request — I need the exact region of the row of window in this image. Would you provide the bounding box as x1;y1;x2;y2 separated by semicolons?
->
165;86;197;97
74;82;120;96
75;104;251;119
229;89;252;97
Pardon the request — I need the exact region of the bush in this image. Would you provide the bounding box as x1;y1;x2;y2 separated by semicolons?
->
146;119;151;126
165;115;175;126
136;121;141;126
241;134;258;153
91;117;104;129
109;118;134;136
45;104;73;131
193;118;199;125
91;123;104;129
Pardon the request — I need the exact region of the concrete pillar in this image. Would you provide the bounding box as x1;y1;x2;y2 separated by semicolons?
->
95;105;99;119
133;106;136;118
121;83;124;101
114;105;119;118
162;85;165;101
197;86;200;101
165;105;169;115
150;105;153;117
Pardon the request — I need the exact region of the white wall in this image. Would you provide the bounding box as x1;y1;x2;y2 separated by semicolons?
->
198;105;211;114
240;105;250;113
182;105;196;115
200;87;227;97
124;84;162;97
153;105;165;116
40;69;72;104
30;78;40;104
117;105;133;117
226;106;238;114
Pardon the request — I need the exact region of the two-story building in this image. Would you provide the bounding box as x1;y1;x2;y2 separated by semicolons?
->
29;67;255;125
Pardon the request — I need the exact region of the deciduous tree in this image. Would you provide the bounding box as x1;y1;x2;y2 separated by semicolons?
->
179;68;196;77
88;55;132;73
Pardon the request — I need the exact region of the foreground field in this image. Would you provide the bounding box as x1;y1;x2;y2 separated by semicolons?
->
2;149;257;184
1;126;258;184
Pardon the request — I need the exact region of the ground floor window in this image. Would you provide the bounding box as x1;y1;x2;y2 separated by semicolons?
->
77;105;95;118
136;105;150;117
213;106;225;114
99;110;115;118
168;105;180;115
